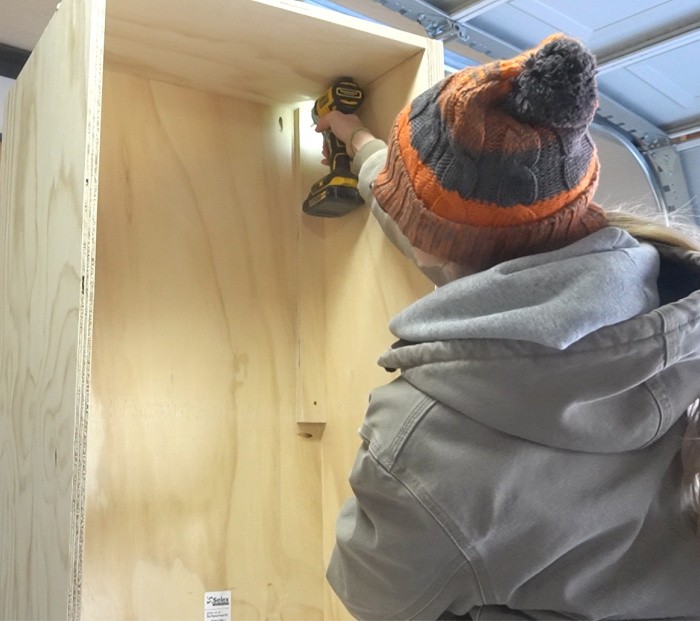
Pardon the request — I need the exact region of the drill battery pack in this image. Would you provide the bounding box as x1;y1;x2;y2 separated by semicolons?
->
302;172;364;218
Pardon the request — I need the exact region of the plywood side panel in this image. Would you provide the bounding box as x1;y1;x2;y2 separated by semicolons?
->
82;70;323;620
0;0;104;618
361;43;445;140
311;47;444;620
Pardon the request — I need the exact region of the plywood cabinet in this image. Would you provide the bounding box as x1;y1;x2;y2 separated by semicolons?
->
0;0;442;618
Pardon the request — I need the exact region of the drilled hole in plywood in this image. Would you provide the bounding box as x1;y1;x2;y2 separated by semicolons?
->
297;422;326;440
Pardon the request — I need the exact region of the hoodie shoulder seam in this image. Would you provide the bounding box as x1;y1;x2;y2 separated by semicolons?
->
381;394;435;470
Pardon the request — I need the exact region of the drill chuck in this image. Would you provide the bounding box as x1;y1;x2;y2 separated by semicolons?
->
313;79;364;120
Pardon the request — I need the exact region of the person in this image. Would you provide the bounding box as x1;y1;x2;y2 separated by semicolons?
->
315;34;700;620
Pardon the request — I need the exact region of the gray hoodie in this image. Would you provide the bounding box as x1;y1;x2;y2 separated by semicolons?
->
326;143;700;620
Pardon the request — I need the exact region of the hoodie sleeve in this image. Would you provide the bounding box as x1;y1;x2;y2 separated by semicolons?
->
351;139;387;204
327;441;481;620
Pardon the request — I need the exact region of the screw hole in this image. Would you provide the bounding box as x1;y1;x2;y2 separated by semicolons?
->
298;432;313;439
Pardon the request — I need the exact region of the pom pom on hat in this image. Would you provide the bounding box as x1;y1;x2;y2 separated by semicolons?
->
372;34;607;272
506;36;598;127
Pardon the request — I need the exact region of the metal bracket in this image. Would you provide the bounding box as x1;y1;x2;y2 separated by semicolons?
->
376;0;456;39
645;145;693;216
372;0;694;218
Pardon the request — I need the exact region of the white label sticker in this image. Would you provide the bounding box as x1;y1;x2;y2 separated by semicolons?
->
204;590;232;621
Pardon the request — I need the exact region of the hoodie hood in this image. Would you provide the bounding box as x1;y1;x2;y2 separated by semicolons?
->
379;227;700;453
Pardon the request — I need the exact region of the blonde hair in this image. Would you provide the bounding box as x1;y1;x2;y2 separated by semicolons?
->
605;208;700;536
605;209;700;252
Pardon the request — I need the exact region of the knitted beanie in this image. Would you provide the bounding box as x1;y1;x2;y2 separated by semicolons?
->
372;34;608;272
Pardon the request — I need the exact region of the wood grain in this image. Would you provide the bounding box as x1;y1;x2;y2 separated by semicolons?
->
82;70;324;620
1;0;442;617
104;0;432;106
0;0;104;618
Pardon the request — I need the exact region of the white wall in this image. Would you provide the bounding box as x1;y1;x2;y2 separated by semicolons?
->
0;75;15;134
591;124;662;216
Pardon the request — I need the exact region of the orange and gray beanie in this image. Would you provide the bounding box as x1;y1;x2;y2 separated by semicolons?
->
372;34;608;272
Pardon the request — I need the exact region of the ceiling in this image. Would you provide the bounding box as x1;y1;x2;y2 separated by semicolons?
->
1;0;699;216
0;0;57;50
447;0;700;134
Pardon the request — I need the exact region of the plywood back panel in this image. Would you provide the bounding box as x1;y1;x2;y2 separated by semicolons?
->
104;0;431;106
83;69;323;620
0;0;104;618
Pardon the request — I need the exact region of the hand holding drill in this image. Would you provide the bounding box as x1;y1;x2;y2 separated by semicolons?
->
302;78;374;217
315;111;375;164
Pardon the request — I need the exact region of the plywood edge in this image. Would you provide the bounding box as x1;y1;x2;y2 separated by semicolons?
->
257;0;433;49
68;0;106;617
425;38;446;85
295;105;330;426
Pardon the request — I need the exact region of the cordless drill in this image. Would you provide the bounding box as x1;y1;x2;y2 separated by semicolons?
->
303;77;365;218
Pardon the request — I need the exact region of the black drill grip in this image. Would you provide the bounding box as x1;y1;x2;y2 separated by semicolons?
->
324;130;352;173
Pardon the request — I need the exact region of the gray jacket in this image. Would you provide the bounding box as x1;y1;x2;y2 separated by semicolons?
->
326;143;700;620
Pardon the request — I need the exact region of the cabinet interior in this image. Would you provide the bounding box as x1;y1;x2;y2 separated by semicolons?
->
0;0;441;617
81;0;441;608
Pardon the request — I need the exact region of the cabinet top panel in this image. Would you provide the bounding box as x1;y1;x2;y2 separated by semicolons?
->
103;0;433;104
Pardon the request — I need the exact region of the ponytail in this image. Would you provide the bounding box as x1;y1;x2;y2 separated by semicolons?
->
604;209;700;252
